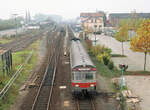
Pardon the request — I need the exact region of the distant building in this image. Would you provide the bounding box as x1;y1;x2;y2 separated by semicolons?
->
109;13;150;26
27;26;40;30
80;11;106;32
25;11;31;24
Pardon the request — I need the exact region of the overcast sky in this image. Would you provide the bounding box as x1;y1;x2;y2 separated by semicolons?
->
1;0;150;19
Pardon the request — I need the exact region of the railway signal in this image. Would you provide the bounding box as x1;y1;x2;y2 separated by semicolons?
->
119;64;128;110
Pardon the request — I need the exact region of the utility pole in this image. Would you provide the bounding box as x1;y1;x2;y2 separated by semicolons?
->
12;14;18;49
12;14;18;37
94;25;97;46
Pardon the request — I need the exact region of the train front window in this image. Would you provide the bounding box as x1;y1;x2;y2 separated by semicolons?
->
85;73;93;80
75;72;82;80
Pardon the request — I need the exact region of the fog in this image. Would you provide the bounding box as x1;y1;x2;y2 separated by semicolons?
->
0;0;150;19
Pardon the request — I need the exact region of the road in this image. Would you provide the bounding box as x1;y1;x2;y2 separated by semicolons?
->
89;34;150;71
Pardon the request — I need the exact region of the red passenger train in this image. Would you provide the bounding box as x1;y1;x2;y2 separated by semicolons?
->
70;38;97;95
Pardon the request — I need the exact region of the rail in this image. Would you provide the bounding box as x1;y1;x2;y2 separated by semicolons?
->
0;50;34;100
31;30;62;110
76;97;96;110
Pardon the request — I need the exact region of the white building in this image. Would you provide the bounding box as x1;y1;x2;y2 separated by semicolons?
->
80;12;105;32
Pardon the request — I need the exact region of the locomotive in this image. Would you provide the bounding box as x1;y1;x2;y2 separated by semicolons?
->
70;38;97;95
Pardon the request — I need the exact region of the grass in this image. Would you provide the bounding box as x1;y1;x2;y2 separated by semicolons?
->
0;39;40;110
81;38;121;78
0;38;13;44
111;54;127;57
125;71;150;75
89;53;121;78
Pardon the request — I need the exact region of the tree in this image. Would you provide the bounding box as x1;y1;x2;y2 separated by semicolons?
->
115;24;129;55
119;18;144;32
130;19;150;71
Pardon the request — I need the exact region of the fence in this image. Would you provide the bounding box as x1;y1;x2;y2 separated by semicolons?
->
0;49;12;76
0;50;33;100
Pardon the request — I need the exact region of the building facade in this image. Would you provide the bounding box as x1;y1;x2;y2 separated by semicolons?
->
80;12;106;32
109;13;150;26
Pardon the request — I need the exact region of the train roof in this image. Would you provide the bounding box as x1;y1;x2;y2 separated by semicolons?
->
70;40;95;69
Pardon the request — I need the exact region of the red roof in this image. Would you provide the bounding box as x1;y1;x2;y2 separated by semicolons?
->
80;12;104;17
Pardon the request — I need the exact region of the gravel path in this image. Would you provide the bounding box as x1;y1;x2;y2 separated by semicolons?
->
89;34;150;71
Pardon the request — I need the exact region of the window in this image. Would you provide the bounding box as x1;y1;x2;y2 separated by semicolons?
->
75;72;82;80
94;25;97;28
74;72;94;80
85;73;93;80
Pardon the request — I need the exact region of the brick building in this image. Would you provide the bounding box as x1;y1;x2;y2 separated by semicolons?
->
109;13;150;26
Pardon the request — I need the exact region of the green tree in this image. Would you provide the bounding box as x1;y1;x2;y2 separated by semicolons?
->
119;18;144;32
115;24;129;55
130;19;150;71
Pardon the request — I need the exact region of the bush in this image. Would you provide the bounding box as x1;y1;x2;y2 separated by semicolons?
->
102;47;112;54
103;55;110;65
91;45;105;56
97;52;110;65
91;45;112;56
108;61;114;70
97;54;103;62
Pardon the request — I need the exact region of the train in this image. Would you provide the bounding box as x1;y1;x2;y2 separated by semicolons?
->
70;38;97;95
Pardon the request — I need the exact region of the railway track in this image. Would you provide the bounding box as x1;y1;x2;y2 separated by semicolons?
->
75;96;96;110
31;28;63;110
0;28;51;52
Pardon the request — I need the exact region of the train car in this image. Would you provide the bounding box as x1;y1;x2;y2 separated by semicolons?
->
70;39;97;95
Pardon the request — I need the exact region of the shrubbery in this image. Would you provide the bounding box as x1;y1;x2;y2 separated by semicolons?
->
108;61;114;70
90;44;114;70
97;52;110;65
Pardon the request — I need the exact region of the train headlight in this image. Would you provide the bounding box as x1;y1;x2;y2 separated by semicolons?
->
75;84;79;87
90;84;94;87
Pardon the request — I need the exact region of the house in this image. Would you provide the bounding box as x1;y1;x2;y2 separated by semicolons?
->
80;12;106;32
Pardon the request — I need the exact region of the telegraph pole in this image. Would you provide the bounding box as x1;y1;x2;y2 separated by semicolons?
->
12;14;18;49
94;25;97;46
12;14;18;38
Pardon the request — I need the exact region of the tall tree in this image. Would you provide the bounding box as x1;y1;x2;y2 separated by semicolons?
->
115;24;129;55
130;19;150;71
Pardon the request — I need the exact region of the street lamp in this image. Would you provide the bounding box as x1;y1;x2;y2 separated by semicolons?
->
94;25;97;46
